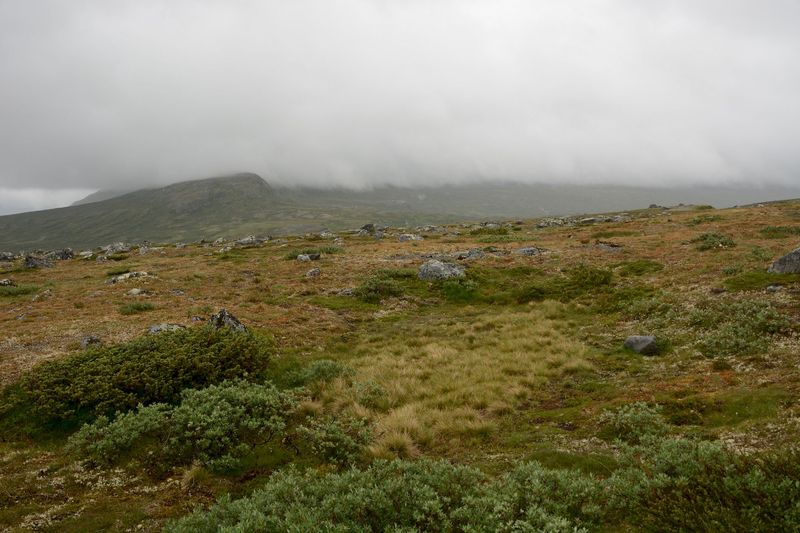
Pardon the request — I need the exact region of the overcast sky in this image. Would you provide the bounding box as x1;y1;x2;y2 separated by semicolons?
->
1;0;799;214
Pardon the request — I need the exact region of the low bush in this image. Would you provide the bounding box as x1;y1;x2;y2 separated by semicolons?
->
67;380;296;473
119;302;154;315
0;284;38;297
287;360;354;387
167;438;800;532
354;276;403;303
440;278;480;302
105;266;131;276
692;233;736;251
16;326;272;423
724;271;800;291
295;415;372;467
759;226;800;239
599;402;669;444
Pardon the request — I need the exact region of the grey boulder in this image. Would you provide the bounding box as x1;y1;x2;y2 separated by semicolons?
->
418;260;465;281
149;323;186;335
623;335;658;355
0;279;14;286
208;309;248;333
24;255;53;269
768;247;800;274
514;246;546;256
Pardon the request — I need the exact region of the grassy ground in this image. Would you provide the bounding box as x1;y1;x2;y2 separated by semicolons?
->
1;200;799;530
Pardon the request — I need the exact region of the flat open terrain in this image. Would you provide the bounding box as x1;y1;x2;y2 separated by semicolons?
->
1;200;799;531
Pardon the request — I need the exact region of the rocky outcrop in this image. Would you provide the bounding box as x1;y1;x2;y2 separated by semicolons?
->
768;247;800;274
418;260;465;281
208;309;248;333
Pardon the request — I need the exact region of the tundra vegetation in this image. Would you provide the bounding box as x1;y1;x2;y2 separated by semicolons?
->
1;200;799;531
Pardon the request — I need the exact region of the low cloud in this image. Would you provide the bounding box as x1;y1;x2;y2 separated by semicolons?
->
0;0;798;200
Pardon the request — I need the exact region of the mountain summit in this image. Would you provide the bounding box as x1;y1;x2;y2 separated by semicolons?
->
0;174;280;249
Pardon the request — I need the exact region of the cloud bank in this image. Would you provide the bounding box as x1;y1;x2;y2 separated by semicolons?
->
0;0;799;202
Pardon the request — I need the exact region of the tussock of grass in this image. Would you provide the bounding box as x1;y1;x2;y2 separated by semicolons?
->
724;270;800;291
759;225;800;239
692;233;736;250
344;304;593;456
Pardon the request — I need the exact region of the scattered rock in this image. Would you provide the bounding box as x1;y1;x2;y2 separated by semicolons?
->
175;242;186;249
191;315;204;322
297;253;320;261
24;255;53;269
45;248;74;260
108;271;151;284
338;288;354;296
766;284;783;293
361;223;375;234
306;267;321;278
768;247;800;274
0;251;16;261
80;335;102;349
418;260;465;281
398;234;423;242
514;246;546;256
319;231;337;239
104;242;132;254
235;235;266;247
138;246;150;255
149;323;186;334
710;287;727;294
0;279;14;286
595;241;623;253
208;309;248;333
374;230;384;240
78;250;94;259
127;288;146;296
170;288;185;296
457;249;486;261
623;335;658;355
32;289;52;301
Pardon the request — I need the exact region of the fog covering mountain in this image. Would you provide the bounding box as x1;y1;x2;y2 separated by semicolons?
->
1;173;799;251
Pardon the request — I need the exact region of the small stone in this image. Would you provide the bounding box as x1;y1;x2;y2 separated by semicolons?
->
398;234;423;242
623;335;658;355
0;279;14;286
108;271;150;284
208;309;248;333
24;255;53;269
338;288;354;296
306;267;321;278
514;246;546;256
766;284;783;293
80;335;102;349
127;288;145;296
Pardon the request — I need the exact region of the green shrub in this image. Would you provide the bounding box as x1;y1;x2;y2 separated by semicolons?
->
17;326;272;423
288;360;354;387
689;299;790;357
67;380;295;473
565;264;613;293
609;438;800;532
354;276;403;303
600;402;669;444
0;284;38;297
106;253;129;261
166;459;487;533
440;278;480;302
513;282;549;303
167;443;800;533
759;226;800;239
119;302;154;315
295;415;372;467
692;233;736;251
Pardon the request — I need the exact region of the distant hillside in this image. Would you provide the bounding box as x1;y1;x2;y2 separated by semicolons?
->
3;172;800;250
0;173;461;250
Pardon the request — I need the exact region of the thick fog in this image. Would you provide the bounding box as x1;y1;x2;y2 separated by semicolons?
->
1;0;799;213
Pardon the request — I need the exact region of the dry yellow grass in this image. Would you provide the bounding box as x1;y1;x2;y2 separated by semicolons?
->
338;302;594;457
